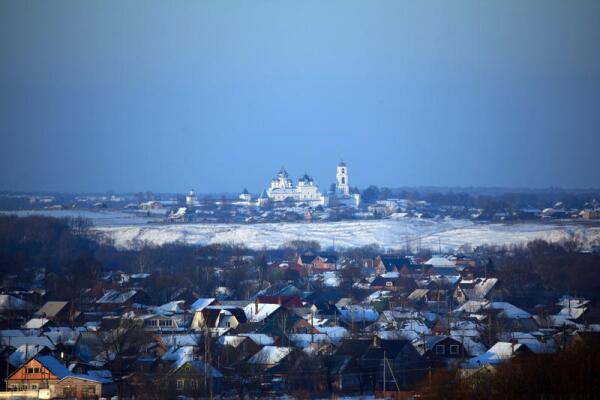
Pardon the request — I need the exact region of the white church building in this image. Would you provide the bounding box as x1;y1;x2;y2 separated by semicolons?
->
266;168;326;206
330;161;361;207
263;162;360;207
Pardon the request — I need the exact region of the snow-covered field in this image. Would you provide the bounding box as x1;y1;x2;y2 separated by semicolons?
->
4;209;600;251
95;218;600;251
0;209;160;226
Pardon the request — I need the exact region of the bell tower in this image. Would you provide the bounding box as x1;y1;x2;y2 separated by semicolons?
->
336;161;349;196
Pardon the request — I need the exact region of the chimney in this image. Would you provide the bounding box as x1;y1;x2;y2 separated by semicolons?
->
255;298;259;315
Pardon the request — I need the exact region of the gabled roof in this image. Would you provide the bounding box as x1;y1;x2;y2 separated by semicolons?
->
174;359;223;378
0;294;36;312
22;318;52;329
57;374;112;384
336;339;373;358
299;254;318;264
35;301;69;318
33;355;70;379
363;339;414;360
190;298;216;311
8;344;49;368
247;346;292;365
425;256;455;267
407;289;429;301
486;302;531;319
463;342;528;368
423;335;461;352
459;278;498;300
96;289;138;304
379;256;412;272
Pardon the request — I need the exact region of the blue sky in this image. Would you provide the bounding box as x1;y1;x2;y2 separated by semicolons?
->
1;1;599;193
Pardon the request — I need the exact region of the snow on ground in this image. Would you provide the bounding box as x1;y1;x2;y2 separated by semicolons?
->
4;210;600;251
93;217;600;251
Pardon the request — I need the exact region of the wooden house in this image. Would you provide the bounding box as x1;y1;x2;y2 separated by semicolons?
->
51;375;115;399
169;360;223;396
5;355;70;391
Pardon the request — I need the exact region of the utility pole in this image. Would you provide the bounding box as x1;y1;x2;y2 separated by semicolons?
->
383;350;386;395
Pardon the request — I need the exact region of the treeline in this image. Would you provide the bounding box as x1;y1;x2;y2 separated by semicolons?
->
360;185;600;209
2;215;600;309
489;240;600;310
423;335;600;400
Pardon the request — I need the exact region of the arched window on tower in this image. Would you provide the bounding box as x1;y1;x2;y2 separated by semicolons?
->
342;177;345;184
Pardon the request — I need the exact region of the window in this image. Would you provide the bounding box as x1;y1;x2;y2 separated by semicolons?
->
176;379;184;390
435;344;445;355
31;384;38;390
84;386;96;395
450;344;460;355
191;379;198;390
33;367;40;373
385;281;393;287
159;319;172;327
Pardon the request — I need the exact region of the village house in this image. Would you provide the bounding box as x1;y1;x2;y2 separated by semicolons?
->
374;256;413;275
5;355;70;391
169;359;223;396
51;374;116;399
423;335;466;362
370;273;417;293
453;277;500;304
33;301;81;326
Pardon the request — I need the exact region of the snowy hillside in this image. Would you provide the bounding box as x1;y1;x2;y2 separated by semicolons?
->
94;217;600;251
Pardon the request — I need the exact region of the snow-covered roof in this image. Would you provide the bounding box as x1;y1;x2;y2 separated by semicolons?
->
190;298;215;312
22;318;51;329
8;344;48;368
459;278;498;300
0;295;36;311
96;289;137;304
161;345;195;364
339;306;379;324
463;342;524;368
152;300;186;315
451;336;486;356
289;333;331;348
556;296;589;309
217;335;246;348
557;306;586;320
315;326;349;344
407;289;429;301
247;346;292;365
1;335;55;350
239;333;275;346
35;301;69;318
425;256;455;267
486;302;531;319
244;303;280;323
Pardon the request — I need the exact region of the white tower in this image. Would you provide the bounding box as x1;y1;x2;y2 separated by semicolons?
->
336;161;349;196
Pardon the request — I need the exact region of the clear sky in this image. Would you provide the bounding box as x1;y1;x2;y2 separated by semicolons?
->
1;1;599;193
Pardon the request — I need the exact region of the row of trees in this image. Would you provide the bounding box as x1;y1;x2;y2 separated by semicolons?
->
359;185;600;210
423;336;600;399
